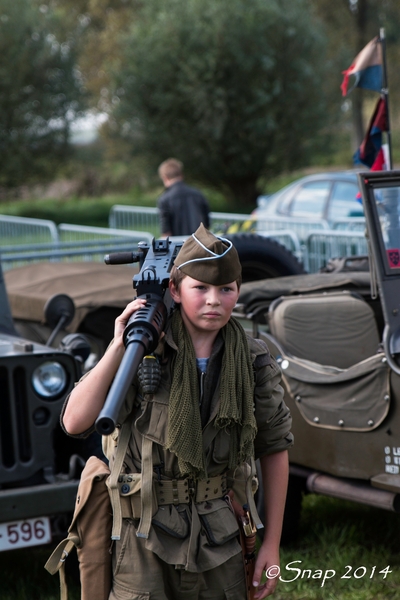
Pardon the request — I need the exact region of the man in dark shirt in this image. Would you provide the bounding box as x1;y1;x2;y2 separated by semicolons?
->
157;158;210;236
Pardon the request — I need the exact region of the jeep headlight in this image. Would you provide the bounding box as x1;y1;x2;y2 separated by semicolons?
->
32;361;67;398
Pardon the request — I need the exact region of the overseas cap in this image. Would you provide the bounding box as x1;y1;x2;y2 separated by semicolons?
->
174;223;241;285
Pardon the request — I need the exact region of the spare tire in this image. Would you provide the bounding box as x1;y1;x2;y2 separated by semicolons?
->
227;233;306;282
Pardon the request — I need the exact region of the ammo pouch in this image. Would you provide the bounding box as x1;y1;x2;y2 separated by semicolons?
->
45;456;112;600
197;498;239;546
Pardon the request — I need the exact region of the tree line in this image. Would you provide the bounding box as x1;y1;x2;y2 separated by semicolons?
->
1;0;400;206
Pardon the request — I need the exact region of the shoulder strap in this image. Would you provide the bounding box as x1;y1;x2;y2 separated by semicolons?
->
45;537;78;600
108;414;135;540
136;435;154;539
109;425;154;540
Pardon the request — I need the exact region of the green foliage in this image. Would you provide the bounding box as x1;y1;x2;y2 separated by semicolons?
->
0;187;232;228
0;0;87;188
109;0;330;206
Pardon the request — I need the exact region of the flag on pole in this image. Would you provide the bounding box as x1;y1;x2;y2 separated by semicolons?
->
370;147;386;171
341;37;383;96
353;97;388;168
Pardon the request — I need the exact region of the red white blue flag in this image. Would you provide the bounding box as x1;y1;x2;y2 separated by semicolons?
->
353;97;388;168
341;37;383;96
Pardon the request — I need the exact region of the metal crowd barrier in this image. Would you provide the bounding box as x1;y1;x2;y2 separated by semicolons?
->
0;238;149;271
0;214;59;244
258;230;303;261
304;230;368;273
109;206;160;236
208;212;254;234
332;217;366;231
256;215;330;242
107;207;302;259
107;206;371;272
0;211;370;274
108;205;368;240
108;206;256;237
0;224;152;270
58;223;152;244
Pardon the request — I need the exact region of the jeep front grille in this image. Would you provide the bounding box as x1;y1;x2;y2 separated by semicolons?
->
0;365;32;469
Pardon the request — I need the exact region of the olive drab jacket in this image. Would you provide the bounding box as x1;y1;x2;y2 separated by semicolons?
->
98;326;293;573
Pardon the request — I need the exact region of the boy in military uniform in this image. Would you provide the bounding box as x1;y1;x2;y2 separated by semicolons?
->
62;224;293;600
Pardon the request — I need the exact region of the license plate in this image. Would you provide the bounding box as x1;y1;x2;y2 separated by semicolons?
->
0;517;52;551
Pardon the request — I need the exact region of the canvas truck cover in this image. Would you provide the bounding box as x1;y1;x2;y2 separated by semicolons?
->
237;272;372;318
4;262;138;332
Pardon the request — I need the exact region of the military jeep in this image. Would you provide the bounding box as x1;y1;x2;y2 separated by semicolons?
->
237;170;400;540
0;261;95;552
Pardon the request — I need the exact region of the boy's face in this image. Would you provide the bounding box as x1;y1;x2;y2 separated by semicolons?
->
169;275;240;337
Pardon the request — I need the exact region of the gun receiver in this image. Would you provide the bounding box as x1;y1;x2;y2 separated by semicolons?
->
95;237;183;435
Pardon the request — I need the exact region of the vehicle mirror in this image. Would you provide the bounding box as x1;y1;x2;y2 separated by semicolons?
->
44;294;75;347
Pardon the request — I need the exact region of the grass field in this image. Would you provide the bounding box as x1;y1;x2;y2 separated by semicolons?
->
276;494;400;599
1;493;399;600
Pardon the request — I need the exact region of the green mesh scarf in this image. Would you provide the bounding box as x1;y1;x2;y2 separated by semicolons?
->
166;309;257;479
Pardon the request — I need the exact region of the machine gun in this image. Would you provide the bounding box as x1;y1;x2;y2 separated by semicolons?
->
95;237;184;435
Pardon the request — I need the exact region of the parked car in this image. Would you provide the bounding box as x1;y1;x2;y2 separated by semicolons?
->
255;171;364;227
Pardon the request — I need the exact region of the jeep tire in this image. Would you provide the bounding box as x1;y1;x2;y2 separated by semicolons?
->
227;233;306;282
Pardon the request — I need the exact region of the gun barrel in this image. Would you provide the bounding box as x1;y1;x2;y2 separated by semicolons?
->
95;296;168;436
95;342;145;435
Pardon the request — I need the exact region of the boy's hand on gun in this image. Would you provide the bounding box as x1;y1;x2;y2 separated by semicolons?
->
114;298;147;343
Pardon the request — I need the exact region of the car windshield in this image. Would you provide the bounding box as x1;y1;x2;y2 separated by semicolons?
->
289;181;330;218
328;181;362;221
272;183;299;215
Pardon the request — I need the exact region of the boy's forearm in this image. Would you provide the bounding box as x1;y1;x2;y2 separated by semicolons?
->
252;451;289;598
259;450;289;547
63;340;125;435
64;297;148;435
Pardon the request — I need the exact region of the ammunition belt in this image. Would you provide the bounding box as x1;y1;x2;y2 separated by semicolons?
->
119;473;228;519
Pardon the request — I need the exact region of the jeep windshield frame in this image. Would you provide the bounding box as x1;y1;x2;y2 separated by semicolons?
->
359;170;400;370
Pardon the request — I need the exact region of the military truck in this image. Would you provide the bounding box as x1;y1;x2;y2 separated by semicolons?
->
0;260;94;553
